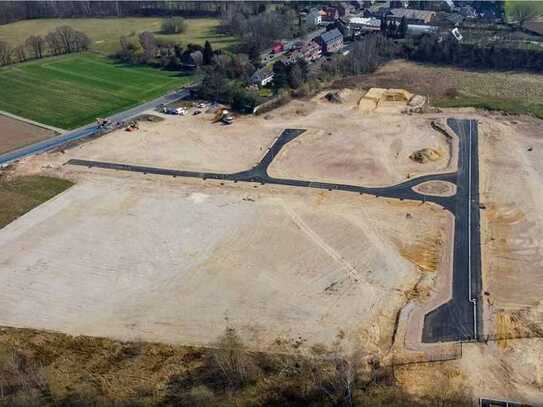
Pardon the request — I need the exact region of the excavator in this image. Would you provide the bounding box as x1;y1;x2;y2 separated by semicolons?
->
212;108;233;125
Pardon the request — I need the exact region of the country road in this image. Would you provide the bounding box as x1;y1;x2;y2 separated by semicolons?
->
67;119;483;343
0;88;193;166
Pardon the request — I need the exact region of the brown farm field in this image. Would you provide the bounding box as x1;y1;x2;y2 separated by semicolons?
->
0;114;56;154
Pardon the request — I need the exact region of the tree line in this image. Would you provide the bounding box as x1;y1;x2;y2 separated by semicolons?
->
0;26;90;66
220;5;306;56
116;30;214;69
0;1;241;25
404;34;543;72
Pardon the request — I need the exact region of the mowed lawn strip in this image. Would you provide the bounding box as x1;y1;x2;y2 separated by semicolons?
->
0;176;74;229
0;53;193;129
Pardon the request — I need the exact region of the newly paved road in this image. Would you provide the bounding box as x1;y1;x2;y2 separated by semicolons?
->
0;88;192;166
67;119;482;343
422;119;482;342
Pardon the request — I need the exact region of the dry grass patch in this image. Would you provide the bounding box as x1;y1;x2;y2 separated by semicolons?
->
334;60;543;118
0;175;73;229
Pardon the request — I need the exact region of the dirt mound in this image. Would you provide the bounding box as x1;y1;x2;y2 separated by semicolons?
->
409;148;442;164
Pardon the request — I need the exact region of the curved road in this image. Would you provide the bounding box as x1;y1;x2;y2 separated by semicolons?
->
67;119;482;343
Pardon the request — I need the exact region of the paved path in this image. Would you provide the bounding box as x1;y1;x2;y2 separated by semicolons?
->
67;119;483;343
0;110;66;134
0;88;192;166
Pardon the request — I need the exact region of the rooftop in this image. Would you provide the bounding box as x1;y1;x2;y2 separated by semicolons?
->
390;8;436;20
320;28;343;43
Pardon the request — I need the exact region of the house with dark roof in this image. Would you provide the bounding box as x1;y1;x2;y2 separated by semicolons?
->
317;28;344;54
322;6;340;22
305;9;322;26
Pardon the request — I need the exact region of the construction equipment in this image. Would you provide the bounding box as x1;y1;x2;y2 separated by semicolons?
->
96;117;112;128
212;108;234;125
162;106;187;115
125;121;139;132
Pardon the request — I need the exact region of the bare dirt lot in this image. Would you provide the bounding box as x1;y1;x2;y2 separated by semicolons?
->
0;174;448;354
58;112;281;174
4;88;543;403
34;91;453;188
0;114;55;154
478;115;543;338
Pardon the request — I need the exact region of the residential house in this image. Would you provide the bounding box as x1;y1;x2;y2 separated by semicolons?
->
346;16;381;33
250;67;274;87
305;9;322;26
387;8;436;24
317;28;344;54
282;39;322;65
271;41;284;54
336;3;356;17
525;21;543;37
406;24;439;36
182;50;203;69
322;6;340;22
443;12;464;26
300;40;322;61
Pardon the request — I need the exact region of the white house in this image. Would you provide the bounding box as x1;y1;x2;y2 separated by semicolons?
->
305;9;322;26
250;67;274;87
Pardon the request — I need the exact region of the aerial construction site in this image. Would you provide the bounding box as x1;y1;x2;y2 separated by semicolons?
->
1;88;542;404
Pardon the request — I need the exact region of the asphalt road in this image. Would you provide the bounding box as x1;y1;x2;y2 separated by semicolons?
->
67;119;482;343
423;119;482;342
0;88;192;166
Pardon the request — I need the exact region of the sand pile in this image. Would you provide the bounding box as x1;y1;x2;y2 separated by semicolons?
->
410;148;442;163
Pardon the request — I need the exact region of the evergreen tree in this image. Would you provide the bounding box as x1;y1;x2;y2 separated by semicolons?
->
399;16;408;38
272;61;288;91
380;17;387;34
203;40;214;65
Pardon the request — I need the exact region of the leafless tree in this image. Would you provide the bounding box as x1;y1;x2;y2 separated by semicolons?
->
138;31;157;63
14;45;26;63
55;25;77;53
0;41;13;66
45;31;63;55
210;327;256;389
25;35;45;59
72;31;91;51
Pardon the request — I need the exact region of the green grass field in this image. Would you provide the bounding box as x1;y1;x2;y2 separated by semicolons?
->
0;17;238;55
0;53;194;129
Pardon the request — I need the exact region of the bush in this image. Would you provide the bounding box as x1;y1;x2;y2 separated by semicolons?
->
444;87;459;98
161;17;187;34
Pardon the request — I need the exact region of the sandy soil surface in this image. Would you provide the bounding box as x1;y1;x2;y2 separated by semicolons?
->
35;92;453;188
478;115;543;338
0;173;449;353
413;181;456;197
396;339;543;405
5;89;543;402
0;114;55;154
59;112;281;174
266;92;453;187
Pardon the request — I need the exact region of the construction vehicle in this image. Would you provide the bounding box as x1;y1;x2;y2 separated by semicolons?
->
125;121;139;132
212;108;234;125
96;117;112;129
